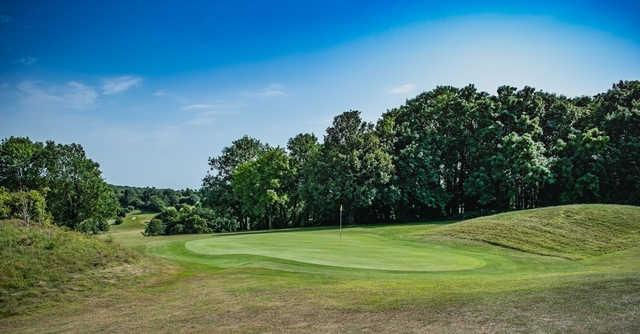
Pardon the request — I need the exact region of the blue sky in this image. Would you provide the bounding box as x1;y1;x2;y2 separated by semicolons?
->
1;1;639;189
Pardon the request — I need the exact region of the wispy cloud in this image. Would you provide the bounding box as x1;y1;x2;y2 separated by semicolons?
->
253;83;286;97
65;81;99;108
181;103;218;111
181;102;244;126
182;102;244;113
388;83;416;95
17;80;98;110
184;116;215;126
15;57;37;65
101;75;142;95
153;89;167;97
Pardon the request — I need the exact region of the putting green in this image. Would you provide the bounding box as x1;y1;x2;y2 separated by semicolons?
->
185;229;486;272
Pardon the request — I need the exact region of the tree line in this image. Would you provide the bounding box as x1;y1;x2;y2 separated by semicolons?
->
2;80;638;235
111;185;200;213
172;80;638;235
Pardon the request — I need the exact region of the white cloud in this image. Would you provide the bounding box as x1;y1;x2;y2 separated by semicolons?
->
388;83;416;95
182;103;217;111
182;102;244;113
153;89;167;96
254;83;286;97
101;75;142;95
184;116;215;126
15;57;37;65
64;81;99;109
181;102;244;126
17;80;98;110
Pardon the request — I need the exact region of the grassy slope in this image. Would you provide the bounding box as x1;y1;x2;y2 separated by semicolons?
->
0;220;140;316
2;205;639;333
431;204;640;259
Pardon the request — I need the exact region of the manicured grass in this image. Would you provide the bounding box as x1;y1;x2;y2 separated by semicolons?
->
185;229;485;271
1;204;639;333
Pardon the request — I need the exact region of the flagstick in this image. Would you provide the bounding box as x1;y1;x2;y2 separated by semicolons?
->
339;204;343;240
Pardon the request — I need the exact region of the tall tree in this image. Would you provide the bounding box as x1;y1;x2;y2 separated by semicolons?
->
286;133;321;226
310;111;393;224
202;135;268;216
42;142;118;232
232;148;292;229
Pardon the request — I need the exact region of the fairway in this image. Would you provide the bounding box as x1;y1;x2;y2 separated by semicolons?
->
185;229;485;271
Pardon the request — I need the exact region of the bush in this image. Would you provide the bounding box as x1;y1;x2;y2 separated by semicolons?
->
147;195;167;212
0;188;51;224
77;218;110;234
142;205;236;236
0;188;10;218
212;216;240;233
143;218;166;236
114;216;124;225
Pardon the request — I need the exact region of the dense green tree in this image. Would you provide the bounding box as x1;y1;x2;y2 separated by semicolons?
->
178;80;640;234
0;137;45;192
202;136;268;216
232;148;293;229
286;133;321;226
42;142;118;232
0;138;116;232
591;81;640;203
550;128;609;203
309;111;393;224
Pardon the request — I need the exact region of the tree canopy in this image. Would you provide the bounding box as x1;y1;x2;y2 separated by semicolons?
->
0;138;117;233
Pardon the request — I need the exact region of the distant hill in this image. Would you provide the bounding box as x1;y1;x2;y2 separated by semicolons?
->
432;204;640;260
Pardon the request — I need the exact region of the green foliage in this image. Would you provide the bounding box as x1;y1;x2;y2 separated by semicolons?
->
0;137;45;192
114;216;124;225
202;135;268;217
0;138;117;233
42;142;118;232
0;188;51;224
232;148;293;229
111;185;197;212
308;110;394;224
191;80;640;234
143;218;166;236
143;205;238;236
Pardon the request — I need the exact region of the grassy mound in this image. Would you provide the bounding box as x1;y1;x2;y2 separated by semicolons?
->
0;220;137;316
432;204;640;260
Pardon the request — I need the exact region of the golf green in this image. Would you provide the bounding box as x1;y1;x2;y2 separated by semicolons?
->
185;229;485;271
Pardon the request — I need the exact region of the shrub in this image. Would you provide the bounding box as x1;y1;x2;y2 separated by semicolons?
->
143;218;166;236
77;218;110;234
114;216;124;225
0;188;51;224
212;216;240;233
142;205;236;235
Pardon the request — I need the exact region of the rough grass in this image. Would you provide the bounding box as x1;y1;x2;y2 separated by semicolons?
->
0;220;139;316
431;204;640;260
